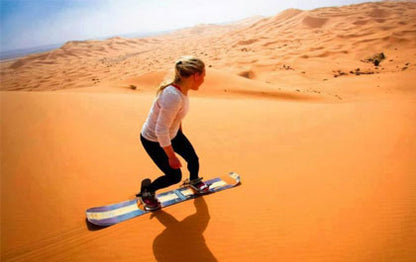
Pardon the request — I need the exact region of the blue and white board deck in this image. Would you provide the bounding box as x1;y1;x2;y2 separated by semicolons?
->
86;172;240;226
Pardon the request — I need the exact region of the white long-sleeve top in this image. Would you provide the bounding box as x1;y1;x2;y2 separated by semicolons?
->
141;85;189;147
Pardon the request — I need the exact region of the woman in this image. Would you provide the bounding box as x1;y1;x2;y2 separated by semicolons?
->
138;56;208;210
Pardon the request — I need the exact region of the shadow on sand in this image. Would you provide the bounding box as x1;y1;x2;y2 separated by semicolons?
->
85;218;109;231
152;197;217;262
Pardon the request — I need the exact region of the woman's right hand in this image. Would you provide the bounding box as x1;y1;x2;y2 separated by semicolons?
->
168;155;182;169
163;145;182;169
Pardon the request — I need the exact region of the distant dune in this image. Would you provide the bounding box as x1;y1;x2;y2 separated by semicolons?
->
0;1;414;94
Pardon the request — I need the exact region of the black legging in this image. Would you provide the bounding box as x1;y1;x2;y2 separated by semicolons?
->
140;129;199;192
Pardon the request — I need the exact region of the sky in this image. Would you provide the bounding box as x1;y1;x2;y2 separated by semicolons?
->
0;0;380;52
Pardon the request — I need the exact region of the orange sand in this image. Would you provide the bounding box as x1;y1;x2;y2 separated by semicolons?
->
1;2;416;261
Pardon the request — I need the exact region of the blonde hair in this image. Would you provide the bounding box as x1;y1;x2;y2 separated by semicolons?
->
157;56;205;95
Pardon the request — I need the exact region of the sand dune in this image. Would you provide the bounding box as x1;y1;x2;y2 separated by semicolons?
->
1;1;416;262
1;1;415;93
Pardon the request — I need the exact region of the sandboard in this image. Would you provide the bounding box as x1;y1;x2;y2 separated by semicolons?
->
86;172;240;226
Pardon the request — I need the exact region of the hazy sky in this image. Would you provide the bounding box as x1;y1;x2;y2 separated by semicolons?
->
0;0;379;52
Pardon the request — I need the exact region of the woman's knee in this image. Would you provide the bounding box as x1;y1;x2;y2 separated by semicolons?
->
167;169;182;184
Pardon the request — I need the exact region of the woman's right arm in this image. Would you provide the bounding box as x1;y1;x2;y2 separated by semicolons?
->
155;93;182;169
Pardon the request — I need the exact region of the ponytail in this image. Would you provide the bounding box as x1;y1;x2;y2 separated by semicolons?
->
157;80;174;95
156;56;205;95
